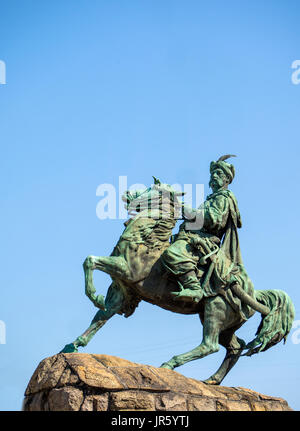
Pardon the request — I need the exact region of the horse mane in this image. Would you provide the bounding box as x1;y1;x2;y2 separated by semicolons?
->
120;186;181;249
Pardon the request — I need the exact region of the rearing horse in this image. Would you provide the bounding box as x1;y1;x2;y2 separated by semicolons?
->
61;180;295;385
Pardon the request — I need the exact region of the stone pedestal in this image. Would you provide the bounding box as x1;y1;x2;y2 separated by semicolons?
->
23;353;292;411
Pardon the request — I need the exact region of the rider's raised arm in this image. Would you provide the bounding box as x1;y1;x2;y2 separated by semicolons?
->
182;194;229;229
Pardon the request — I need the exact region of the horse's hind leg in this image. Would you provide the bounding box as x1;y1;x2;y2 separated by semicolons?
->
160;297;223;370
203;330;245;385
60;283;124;353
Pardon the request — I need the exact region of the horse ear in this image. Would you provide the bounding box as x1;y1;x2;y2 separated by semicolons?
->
152;176;161;185
121;191;130;202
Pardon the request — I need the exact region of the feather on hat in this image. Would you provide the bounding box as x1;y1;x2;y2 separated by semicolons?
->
210;154;236;184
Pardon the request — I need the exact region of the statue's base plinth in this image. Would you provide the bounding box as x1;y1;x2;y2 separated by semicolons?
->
23;353;292;411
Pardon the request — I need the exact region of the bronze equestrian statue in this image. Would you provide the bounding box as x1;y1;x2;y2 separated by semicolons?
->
61;155;295;385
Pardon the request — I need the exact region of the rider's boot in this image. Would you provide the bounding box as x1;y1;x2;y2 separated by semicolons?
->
172;270;203;303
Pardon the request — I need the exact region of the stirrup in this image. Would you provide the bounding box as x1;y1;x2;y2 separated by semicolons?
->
172;285;203;303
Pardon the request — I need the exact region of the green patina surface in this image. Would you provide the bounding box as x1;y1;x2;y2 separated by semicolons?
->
60;155;295;385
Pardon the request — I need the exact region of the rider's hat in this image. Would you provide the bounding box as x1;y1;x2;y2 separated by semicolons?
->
210;154;236;184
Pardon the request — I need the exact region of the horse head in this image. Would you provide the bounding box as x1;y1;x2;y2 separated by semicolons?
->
121;177;185;220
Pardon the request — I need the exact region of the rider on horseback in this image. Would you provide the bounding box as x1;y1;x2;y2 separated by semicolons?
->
61;156;294;372
161;154;243;303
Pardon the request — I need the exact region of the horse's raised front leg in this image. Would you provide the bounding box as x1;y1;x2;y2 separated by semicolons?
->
83;255;130;309
160;297;223;370
60;283;124;353
84;255;130;278
203;331;245;385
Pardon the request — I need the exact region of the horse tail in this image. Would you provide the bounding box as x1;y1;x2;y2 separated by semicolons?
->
243;289;295;356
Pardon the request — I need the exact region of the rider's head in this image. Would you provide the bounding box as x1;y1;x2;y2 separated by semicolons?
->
209;155;236;192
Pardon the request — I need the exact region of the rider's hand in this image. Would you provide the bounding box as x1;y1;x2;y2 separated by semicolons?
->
182;205;196;221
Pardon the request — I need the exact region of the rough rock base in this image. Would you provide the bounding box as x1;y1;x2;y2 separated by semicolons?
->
23;353;292;411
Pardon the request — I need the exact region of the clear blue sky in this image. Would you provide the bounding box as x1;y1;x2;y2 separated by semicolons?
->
1;0;300;411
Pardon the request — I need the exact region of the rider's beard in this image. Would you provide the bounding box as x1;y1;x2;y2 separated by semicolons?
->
209;178;221;191
209;177;227;192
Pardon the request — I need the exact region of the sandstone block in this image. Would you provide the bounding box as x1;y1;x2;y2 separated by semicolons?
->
23;353;293;411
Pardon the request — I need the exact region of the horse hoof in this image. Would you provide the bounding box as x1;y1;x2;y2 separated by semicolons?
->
160;362;173;370
60;343;78;353
203;378;219;385
94;294;106;310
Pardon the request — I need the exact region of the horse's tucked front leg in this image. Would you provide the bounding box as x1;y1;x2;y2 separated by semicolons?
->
83;256;104;309
60;283;124;353
84;255;130;279
83;255;130;309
